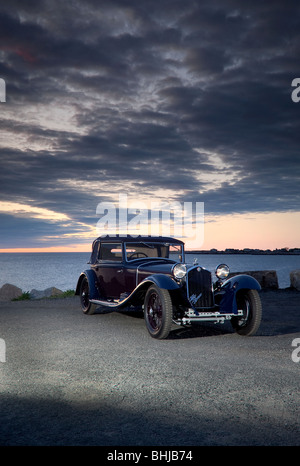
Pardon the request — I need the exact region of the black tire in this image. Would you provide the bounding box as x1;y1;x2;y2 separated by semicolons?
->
79;277;97;315
231;289;262;336
144;285;173;339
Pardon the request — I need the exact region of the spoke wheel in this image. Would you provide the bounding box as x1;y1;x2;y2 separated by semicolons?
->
80;277;97;315
144;285;173;339
231;289;262;336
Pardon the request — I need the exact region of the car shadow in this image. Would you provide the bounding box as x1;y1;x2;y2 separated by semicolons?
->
167;322;232;339
117;307;232;339
94;306;114;315
94;305;143;316
119;307;232;339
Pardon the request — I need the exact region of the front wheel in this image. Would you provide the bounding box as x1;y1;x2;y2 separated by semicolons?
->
144;285;173;339
231;289;262;336
79;277;97;315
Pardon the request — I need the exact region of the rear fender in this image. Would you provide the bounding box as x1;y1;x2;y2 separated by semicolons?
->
75;270;100;300
216;274;261;314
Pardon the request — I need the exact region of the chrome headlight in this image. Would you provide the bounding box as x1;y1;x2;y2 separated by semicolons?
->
215;264;230;280
173;263;187;279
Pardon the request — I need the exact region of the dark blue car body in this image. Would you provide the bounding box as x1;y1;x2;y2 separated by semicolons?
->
76;235;262;339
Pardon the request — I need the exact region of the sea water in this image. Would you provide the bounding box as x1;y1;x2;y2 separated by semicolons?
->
0;252;299;292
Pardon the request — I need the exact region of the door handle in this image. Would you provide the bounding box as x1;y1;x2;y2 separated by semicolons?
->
117;269;123;273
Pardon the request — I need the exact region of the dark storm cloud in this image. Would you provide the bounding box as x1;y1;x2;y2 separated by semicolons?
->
0;0;300;246
0;213;77;248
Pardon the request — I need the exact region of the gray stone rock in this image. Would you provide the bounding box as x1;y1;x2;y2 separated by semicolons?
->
0;283;23;301
30;287;63;299
228;270;279;289
290;270;300;291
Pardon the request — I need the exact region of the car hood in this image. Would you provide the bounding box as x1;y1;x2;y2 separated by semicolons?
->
136;259;176;275
136;259;200;274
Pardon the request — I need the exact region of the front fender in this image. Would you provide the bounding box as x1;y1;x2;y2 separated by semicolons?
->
75;270;100;300
141;273;180;290
87;274;181;309
224;274;261;292
216;274;261;314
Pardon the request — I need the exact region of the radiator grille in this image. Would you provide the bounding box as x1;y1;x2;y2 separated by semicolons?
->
187;267;214;308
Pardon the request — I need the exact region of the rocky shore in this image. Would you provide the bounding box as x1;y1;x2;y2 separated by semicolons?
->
0;269;299;302
0;284;67;302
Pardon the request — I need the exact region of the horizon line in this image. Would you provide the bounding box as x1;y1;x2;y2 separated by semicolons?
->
0;246;299;254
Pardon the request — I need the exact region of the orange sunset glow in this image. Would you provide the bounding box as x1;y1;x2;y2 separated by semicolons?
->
1;210;299;253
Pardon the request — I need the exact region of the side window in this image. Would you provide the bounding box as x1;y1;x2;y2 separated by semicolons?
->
89;241;100;263
99;243;123;262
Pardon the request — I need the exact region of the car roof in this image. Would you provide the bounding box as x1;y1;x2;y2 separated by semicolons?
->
94;235;184;245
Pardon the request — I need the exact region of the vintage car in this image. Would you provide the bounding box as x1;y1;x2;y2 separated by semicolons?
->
75;235;262;339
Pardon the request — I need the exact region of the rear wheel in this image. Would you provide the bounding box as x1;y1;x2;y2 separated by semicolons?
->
144;285;173;339
79;277;97;315
231;289;262;336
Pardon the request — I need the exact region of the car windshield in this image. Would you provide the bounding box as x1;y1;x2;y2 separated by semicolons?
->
125;242;183;262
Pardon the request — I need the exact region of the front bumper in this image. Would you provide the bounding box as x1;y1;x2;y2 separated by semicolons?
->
177;308;244;325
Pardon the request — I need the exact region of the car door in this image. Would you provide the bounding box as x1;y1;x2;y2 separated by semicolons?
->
94;242;126;299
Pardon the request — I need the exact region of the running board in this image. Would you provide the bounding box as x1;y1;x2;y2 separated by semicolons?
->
90;298;127;308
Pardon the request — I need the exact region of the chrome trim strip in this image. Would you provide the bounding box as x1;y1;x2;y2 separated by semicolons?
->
136;261;149;288
90;278;154;309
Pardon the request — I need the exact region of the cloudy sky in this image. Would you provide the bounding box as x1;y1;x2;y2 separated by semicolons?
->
0;0;300;251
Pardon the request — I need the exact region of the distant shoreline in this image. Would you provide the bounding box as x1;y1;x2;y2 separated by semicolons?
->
186;249;300;255
0;248;299;255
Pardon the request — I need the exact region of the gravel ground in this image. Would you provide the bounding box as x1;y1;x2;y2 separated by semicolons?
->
0;289;299;446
